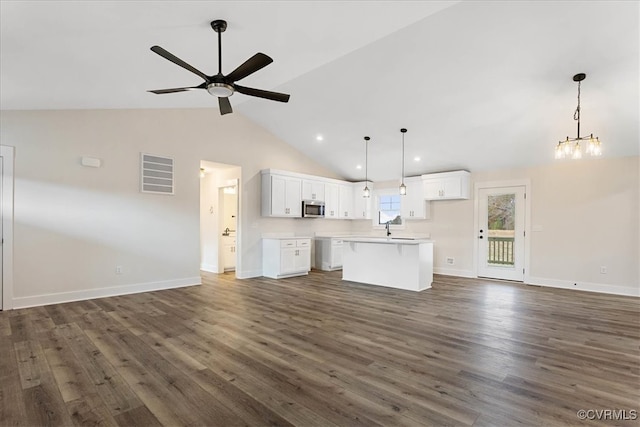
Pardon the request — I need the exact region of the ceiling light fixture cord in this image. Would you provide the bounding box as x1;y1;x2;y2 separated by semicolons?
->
363;136;371;198
574;79;581;138
400;128;407;196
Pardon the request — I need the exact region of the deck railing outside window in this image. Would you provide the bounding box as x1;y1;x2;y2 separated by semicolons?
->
488;237;515;265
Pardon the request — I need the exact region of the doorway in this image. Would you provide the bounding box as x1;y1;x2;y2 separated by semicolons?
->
476;184;527;281
199;161;241;276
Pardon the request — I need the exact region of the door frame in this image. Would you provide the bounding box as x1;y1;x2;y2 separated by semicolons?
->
473;179;531;283
1;145;15;310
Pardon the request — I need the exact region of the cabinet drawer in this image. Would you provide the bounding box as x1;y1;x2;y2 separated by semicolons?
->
280;240;296;248
296;239;310;247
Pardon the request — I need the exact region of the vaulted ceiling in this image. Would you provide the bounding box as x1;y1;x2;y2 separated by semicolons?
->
2;1;638;181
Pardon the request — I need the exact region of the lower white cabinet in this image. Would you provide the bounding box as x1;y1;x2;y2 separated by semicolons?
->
263;238;311;279
315;238;343;271
222;237;236;271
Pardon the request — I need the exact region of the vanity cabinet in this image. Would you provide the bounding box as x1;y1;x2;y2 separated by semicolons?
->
422;170;471;200
263;238;311;279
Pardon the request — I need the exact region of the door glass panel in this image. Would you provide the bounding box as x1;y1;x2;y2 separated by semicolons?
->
487;194;515;266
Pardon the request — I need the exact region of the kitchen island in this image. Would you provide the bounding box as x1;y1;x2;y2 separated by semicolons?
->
341;237;434;291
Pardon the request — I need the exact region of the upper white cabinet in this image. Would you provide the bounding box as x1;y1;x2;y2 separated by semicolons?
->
422;170;471;200
352;181;372;220
339;184;354;219
262;172;302;217
324;183;340;219
302;179;325;201
401;176;431;220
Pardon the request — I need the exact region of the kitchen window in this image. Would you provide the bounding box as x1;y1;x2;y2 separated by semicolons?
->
373;190;403;228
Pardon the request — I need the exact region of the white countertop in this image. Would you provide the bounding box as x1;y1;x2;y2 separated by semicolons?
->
341;237;434;245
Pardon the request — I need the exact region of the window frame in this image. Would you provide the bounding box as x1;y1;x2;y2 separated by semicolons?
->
371;188;405;229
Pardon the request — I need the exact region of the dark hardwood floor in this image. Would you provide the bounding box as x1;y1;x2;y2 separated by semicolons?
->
1;271;638;426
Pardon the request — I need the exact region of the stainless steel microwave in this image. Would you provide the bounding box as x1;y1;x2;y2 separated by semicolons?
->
302;200;325;218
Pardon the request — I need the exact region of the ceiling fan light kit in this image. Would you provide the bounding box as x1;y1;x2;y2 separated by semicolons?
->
148;19;290;115
555;73;602;160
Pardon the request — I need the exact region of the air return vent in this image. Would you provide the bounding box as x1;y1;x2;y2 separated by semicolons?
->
140;153;174;195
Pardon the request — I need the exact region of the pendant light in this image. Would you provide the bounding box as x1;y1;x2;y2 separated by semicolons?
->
363;136;371;198
555;73;602;159
399;128;407;195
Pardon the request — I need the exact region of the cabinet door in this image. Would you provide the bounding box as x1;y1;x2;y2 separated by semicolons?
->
423;179;442;200
280;247;297;274
339;184;354;219
285;178;302;216
401;177;428;219
330;244;343;268
302;180;325;201
325;183;339;219
352;182;372;219
223;245;236;269
271;175;288;215
442;176;462;198
295;247;311;272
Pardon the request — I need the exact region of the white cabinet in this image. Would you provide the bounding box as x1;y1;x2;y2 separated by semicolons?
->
339;184;354;219
401;176;430;220
302;179;325;202
352;181;372;219
422;170;471;200
222;237;236;271
315;238;343;271
324;183;340;219
261;172;302;217
263;238;311;279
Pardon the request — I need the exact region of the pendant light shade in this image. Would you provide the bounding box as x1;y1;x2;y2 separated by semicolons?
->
555;73;602;159
399;128;407;195
363;136;371;198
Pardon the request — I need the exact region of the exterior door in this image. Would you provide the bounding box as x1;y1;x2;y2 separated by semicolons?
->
477;186;525;281
0;157;3;310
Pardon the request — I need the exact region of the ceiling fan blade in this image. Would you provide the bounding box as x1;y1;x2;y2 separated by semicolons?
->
226;53;273;83
147;86;203;94
218;96;233;115
234;84;290;103
151;46;210;82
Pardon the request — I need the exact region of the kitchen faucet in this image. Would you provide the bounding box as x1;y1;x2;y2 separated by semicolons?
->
385;221;391;236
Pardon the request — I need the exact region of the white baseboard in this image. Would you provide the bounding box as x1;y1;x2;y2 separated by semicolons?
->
526;276;640;297
434;267;475;278
200;265;219;274
235;269;262;279
12;277;202;309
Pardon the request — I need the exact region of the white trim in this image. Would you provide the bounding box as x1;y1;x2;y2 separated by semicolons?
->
12;277;201;309
433;267;475;278
236;269;262;279
1;145;15;311
473;179;531;283
527;276;640;298
200;264;218;273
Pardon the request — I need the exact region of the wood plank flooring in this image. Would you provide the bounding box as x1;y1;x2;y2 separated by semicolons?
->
1;271;638;426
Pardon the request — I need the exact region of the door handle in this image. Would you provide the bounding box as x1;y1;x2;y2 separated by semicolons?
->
479;235;483;239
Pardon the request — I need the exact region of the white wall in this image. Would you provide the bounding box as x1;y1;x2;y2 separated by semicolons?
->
353;156;640;295
0;108;353;308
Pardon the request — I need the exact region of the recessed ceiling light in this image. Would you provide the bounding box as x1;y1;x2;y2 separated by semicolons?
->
316;135;324;141
356;165;362;170
414;156;421;162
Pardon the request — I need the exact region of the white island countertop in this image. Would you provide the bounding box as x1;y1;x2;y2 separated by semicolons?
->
342;237;434;291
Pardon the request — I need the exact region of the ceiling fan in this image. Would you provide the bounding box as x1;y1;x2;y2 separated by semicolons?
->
148;19;290;115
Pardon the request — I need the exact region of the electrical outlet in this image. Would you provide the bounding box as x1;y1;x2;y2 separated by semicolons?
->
115;266;123;275
446;257;455;265
600;266;607;274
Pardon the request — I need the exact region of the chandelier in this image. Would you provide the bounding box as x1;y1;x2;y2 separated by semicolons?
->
555;73;602;159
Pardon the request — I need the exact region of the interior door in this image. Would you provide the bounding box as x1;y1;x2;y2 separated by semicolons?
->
477;186;525;281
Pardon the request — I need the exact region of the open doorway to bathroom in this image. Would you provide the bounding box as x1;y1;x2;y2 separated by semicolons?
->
199;160;241;276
